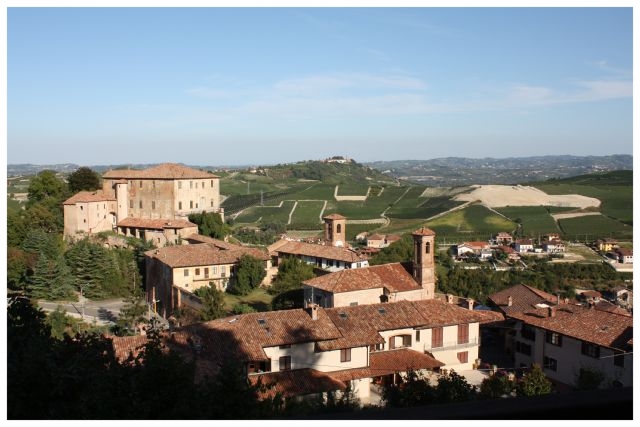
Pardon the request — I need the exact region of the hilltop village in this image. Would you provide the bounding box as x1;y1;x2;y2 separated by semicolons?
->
53;163;633;408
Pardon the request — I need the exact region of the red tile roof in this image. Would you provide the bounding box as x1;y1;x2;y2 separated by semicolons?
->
488;284;559;315
369;348;444;373
109;334;149;362
302;263;420;294
507;304;633;350
249;369;347;399
145;242;269;268
273;241;368;263
103;163;218;180
185;234;237;249
63;190;115;205
117;218;197;229
323;213;346;220
413;227;436;236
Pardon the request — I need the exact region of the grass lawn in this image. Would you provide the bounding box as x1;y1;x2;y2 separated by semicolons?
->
223;287;273;313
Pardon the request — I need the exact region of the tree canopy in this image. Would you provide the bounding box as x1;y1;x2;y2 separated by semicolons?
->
67;167;101;193
228;254;266;296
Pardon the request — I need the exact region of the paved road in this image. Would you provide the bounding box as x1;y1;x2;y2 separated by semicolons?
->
37;298;126;326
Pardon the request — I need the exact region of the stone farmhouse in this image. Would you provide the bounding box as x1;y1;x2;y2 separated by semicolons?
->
488;284;633;389
366;233;401;249
63;163;223;246
112;298;502;403
303;227;437;308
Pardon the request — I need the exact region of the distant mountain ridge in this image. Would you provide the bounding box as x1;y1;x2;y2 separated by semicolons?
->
364;155;632;186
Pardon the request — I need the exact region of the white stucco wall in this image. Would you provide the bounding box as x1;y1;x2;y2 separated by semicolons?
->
263;342;369;373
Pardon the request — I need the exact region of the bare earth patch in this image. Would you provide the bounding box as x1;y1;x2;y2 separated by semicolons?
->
453;185;601;209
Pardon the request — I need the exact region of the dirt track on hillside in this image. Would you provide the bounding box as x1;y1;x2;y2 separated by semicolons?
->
453;185;601;209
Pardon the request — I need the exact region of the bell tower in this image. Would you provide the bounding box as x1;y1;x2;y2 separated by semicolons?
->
412;227;436;299
323;213;346;247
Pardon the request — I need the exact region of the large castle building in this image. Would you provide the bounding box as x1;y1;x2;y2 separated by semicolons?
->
63;163;223;246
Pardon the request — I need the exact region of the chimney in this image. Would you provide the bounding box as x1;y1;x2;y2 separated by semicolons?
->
548;306;556;318
467;298;475;310
507;296;513;307
307;303;319;320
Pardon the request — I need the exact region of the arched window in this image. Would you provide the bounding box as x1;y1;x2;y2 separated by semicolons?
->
425;242;431;254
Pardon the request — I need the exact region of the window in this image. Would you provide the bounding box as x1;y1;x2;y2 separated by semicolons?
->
211;200;214;207
221;266;226;277
337;224;342;233
211;179;214;187
139;201;143;209
178;181;182;189
614;351;625;368
416;330;421;342
80;206;83;211
139;181;143;188
279;344;291;349
184;269;189;277
340;348;351;363
543;356;557;371
179;202;182;210
190;181;193;189
432;327;443;348
457;351;468;363
279;356;291;371
515;341;531;356
521;325;536;341
581;342;600;358
129;200;133;208
190;201;193;209
195;268;200;276
349;302;358;306
425;242;431;254
204;268;209;278
369;343;384;352
458;324;469;344
152;201;156;210
545;331;562;346
212;266;218;275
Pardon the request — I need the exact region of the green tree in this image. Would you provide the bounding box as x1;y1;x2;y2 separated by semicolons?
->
479;372;515;399
27;253;76;301
67;167;101;193
228;254;266;296
27;170;68;205
198;284;227;320
435;370;476;403
369;234;414;265
115;295;148;335
516;364;553;397
382;369;436;408
269;256;315;295
188;211;230;239
7;247;31;291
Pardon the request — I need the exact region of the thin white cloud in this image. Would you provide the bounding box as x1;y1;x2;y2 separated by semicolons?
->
272;73;428;94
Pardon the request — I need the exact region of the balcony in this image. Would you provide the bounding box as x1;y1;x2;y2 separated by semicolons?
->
424;337;479;352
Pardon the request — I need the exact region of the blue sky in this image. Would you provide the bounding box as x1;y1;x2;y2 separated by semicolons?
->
6;6;634;166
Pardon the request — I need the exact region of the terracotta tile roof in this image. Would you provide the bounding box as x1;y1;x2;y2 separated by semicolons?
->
594;300;632;317
367;234;385;241
507;304;633;350
185;234;236;249
117;217;197;229
488;284;559;315
302;263;420;294
411;299;500;328
63;190;116;205
103;163;218;180
413;227;436;236
459;241;490;249
145;242;269;268
369;348;444;373
273;241;368;263
323;213;346;220
109;334;149;362
249;369;346;399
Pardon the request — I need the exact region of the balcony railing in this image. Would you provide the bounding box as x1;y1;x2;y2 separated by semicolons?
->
424;337;479;352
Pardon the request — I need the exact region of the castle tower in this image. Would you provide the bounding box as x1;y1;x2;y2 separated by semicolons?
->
412;227;436;299
323;213;346;247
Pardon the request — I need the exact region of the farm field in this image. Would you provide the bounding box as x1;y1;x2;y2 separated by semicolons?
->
494;206;560;236
235;200;296;224
289;200;326;227
558;214;633;240
335;183;370;196
534;182;632;224
424;204;515;241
